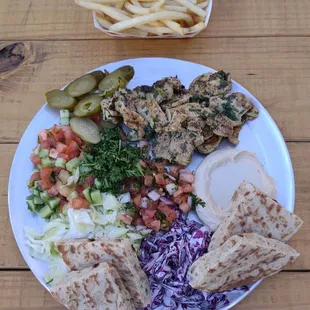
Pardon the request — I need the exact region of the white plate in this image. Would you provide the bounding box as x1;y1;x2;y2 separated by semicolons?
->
8;58;295;309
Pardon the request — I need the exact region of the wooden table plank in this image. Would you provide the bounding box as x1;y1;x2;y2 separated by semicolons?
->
0;270;309;309
1;0;310;40
1;142;309;269
1;37;310;142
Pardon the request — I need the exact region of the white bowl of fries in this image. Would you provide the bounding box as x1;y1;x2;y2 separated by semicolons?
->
75;0;212;38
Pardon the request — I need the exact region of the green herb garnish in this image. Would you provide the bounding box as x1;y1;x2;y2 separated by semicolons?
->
80;128;144;194
190;194;206;208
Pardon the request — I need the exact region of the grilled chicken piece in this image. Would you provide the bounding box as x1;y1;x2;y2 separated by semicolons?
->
245;106;259;121
228;125;242;145
163;112;188;132
169;102;204;120
100;97;122;125
147;99;168;131
189;71;232;98
132;85;154;100
209;92;253;126
133;98;151;123
197;135;223;155
153;77;185;104
153;129;199;166
160;91;191;110
114;89;147;138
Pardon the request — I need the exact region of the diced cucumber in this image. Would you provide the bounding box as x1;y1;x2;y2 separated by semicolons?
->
39;205;54;219
68;191;79;200
33;147;40;156
41;157;52;167
37;164;42;169
60;109;70;118
34;196;43;205
90;190;102;205
83;187;92;203
48;197;61;210
33;181;40;189
55;157;66;168
40;190;50;203
26;180;30;187
26;194;34;200
33;189;40;196
94;178;102;189
39;149;49;158
26;200;36;212
61;205;68;216
31;168;40;174
66;158;80;172
60;117;69;125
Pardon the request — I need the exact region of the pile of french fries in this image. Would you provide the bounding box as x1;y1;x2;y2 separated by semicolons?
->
75;0;210;37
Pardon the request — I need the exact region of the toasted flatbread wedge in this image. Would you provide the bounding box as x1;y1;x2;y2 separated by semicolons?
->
55;237;150;308
188;233;299;293
50;262;135;310
208;181;303;251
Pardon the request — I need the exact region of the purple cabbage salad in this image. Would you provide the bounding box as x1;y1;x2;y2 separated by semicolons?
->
139;215;248;310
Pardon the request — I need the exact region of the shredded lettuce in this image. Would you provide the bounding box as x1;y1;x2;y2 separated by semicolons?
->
25;193;151;283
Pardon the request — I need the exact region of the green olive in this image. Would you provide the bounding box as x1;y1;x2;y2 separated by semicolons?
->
46;89;77;111
65;74;97;97
90;70;108;84
74;94;102;117
70;117;101;144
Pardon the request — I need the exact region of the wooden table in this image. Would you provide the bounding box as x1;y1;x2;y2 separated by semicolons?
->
1;0;310;309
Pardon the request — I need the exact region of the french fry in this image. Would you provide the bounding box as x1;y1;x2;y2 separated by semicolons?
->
174;0;207;18
124;2;151;14
162;20;184;35
109;10;193;32
76;0;210;37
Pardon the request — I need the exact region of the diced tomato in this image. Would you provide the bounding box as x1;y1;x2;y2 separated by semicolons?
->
129;183;140;195
173;187;184;197
139;160;148;170
39;167;53;189
66;140;80;160
133;194;141;208
179;202;191;213
143;208;157;218
29;172;41;185
72;132;84;147
76;185;85;197
49;148;58;159
116;213;133;225
90;113;101;125
158;203;177;223
144;175;153;187
169;165;184;178
50;125;65;142
39;129;48;142
139;185;150;197
64;127;83;147
134;218;145;226
173;193;188;205
149;220;161;232
57;153;69;161
69;197;90;210
179;170;195;184
152;160;166;173
56;142;68;154
53;167;63;174
155;173;166;186
30;154;41;165
181;184;194;193
82;176;95;189
48;186;58;197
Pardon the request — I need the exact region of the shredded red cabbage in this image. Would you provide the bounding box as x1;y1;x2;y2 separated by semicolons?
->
139;215;248;310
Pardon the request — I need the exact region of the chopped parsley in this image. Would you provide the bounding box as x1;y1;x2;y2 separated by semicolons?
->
190;194;206;208
80;128;144;194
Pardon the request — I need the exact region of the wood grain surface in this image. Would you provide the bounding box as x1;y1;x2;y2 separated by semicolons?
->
0;0;309;309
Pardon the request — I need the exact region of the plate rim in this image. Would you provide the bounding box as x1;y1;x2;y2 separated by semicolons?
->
8;57;295;309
